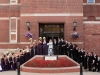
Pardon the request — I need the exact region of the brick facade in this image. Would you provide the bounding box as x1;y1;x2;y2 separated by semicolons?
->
0;0;100;55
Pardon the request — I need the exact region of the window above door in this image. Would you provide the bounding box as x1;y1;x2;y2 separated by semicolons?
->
87;0;95;3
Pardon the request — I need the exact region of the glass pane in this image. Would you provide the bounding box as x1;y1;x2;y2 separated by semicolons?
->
88;0;94;3
11;34;16;40
11;0;17;3
11;19;16;31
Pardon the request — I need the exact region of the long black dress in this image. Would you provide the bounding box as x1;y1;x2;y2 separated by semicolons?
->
30;46;34;58
37;43;43;55
1;58;5;71
43;43;48;55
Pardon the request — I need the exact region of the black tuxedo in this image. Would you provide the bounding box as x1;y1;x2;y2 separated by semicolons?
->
53;41;58;55
97;59;100;72
65;43;69;56
60;40;66;55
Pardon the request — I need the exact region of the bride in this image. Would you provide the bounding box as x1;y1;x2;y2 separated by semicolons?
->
47;39;53;56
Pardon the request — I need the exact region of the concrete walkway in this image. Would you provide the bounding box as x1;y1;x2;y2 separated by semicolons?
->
0;71;100;75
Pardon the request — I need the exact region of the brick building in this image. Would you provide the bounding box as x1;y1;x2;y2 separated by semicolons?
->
0;0;100;55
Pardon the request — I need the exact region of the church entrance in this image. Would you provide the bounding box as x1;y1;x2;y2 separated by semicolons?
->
39;23;64;42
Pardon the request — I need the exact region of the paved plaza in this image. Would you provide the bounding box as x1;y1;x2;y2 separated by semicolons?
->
0;71;100;75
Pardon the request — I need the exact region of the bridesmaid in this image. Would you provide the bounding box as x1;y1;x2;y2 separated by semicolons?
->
3;54;8;71
43;37;48;55
30;43;34;58
1;54;4;71
9;53;13;70
12;53;17;70
37;37;43;55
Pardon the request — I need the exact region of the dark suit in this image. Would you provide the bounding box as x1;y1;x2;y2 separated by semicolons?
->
53;41;58;55
97;59;100;72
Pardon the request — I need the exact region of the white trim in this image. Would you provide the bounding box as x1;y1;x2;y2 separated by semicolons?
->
83;17;100;20
0;17;20;20
68;42;83;44
83;3;100;5
83;17;88;20
0;4;20;5
0;42;83;44
10;0;18;4
0;42;31;44
83;21;100;24
0;18;10;20
96;17;100;20
20;13;83;17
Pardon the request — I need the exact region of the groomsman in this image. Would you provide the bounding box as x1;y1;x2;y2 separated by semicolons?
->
69;43;73;58
60;38;66;55
84;52;88;69
97;57;100;72
65;41;69;56
58;38;62;55
72;44;77;61
53;39;58;55
88;52;93;71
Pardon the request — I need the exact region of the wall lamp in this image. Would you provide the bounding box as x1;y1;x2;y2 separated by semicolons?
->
26;21;30;31
73;20;77;31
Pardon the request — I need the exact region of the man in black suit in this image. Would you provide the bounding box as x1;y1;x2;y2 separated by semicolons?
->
97;57;100;72
60;38;66;55
53;39;58;55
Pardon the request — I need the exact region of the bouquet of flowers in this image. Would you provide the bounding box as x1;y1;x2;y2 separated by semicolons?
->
25;32;33;39
71;32;80;38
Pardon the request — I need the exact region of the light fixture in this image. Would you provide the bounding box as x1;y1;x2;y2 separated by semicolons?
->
26;21;30;31
73;20;77;31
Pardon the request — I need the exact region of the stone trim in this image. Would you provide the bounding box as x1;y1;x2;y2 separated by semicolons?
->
0;4;20;5
20;13;83;17
0;42;83;44
83;21;100;24
68;42;83;44
83;3;100;5
0;17;20;20
83;17;88;20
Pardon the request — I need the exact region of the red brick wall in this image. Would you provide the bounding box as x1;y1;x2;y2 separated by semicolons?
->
0;20;9;42
84;23;100;55
0;5;20;17
21;0;83;13
83;5;100;17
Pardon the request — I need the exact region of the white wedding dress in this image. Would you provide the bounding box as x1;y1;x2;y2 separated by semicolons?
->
47;42;53;56
0;64;2;71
